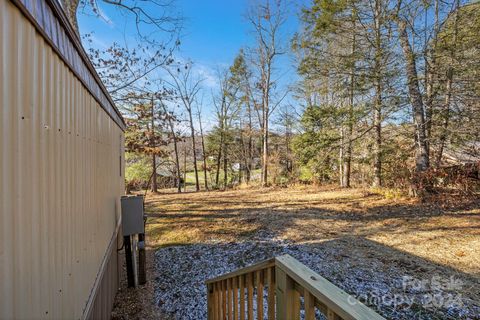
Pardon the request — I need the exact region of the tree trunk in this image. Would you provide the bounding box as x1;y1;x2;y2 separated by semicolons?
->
424;68;434;156
239;120;247;184
435;69;452;167
150;97;158;193
247;100;253;183
373;102;382;187
198;112;209;190
61;0;80;35
162;104;181;193
261;57;272;187
215;116;224;187
173;137;181;193
183;141;187;193
343;116;353;188
151;154;157;193
424;0;439;156
435;0;458;168
261;99;269;187
187;108;200;192
285;124;292;174
339;127;345;187
372;0;382;187
223;141;228;189
398;20;430;173
262;116;268;186
343;16;356;188
215;142;222;187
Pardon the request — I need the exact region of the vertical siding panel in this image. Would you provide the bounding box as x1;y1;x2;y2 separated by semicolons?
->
75;79;82;318
58;56;66;319
13;8;27;319
84;88;90;316
75;75;82;320
65;66;73;319
45;46;54;320
39;41;53;319
64;57;71;319
36;36;44;319
86;95;92;292
52;49;62;320
24;17;36;318
0;1;14;317
28;18;43;318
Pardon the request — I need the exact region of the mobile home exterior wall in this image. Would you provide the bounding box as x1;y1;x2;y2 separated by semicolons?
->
0;0;125;318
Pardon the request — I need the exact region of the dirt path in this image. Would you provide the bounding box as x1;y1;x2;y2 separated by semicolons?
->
112;186;480;319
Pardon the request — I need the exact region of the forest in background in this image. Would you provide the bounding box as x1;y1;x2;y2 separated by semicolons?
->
70;0;480;196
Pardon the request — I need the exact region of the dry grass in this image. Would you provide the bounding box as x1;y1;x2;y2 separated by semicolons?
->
146;185;480;276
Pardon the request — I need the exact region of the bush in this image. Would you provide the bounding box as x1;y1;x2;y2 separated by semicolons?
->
125;153;151;192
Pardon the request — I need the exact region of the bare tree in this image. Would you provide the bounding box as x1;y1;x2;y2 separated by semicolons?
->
424;0;440;155
64;0;181;38
79;0;182;109
149;96;158;193
343;6;358;188
183;139;187;192
371;0;383;187
395;3;430;173
434;0;460;167
229;49;255;184
246;0;288;187
165;64;203;192
212;69;240;189
196;102;209;191
276;105;296;174
160;101;182;193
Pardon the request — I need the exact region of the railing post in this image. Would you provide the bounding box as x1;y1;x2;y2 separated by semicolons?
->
207;283;214;320
275;267;297;320
267;267;275;320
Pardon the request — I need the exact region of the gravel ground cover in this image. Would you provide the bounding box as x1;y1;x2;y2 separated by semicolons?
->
153;240;479;320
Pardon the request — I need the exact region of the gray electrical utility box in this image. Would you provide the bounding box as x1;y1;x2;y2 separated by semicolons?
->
121;195;145;236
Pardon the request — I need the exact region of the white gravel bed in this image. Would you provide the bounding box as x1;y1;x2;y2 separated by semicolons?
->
154;239;480;320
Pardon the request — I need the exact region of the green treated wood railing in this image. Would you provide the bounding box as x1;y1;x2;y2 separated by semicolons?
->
205;254;385;320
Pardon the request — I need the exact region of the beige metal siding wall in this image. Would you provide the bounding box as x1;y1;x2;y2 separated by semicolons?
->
0;0;125;318
84;232;122;320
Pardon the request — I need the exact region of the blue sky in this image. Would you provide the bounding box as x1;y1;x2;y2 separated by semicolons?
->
176;0;251;66
77;0;306;128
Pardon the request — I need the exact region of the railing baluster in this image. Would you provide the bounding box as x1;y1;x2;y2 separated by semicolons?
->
293;288;300;320
217;282;222;320
207;283;214;320
275;267;296;320
327;308;340;320
267;267;275;320
315;299;328;316
227;278;233;319
256;270;264;320
222;280;227;319
239;274;245;320
233;276;239;320
247;272;254;320
304;292;315;320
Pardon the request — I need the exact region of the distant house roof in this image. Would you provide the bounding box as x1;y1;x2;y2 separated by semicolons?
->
11;0;126;130
442;143;480;165
155;167;175;177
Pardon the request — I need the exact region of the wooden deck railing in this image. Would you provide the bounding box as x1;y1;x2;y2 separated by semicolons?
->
205;254;385;320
